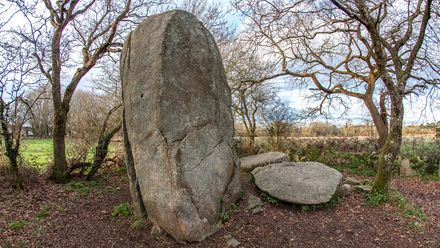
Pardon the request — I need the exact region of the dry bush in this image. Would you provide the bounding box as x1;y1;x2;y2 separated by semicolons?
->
403;125;435;137
0;160;42;190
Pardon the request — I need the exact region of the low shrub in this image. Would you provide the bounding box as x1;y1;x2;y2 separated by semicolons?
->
112;203;133;218
220;203;239;223
36;205;50;220
260;192;280;206
400;139;440;176
9;220;29;230
64;180;100;196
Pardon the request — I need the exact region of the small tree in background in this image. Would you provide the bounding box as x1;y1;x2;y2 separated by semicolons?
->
0;34;45;187
222;39;278;153
262;98;296;150
66;58;122;179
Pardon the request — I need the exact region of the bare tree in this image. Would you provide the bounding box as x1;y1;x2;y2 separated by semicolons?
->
12;0;169;182
87;59;123;180
222;38;278;152
176;0;235;45
64;57;123;179
0;33;44;187
26;88;53;139
262;98;295;150
234;0;439;192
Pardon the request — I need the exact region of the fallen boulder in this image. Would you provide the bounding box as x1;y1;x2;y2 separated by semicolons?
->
240;152;289;172
252;162;342;204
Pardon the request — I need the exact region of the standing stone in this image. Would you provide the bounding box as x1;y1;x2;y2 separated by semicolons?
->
121;10;241;243
400;158;416;177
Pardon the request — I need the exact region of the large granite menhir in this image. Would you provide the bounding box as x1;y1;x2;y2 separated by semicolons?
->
121;10;241;243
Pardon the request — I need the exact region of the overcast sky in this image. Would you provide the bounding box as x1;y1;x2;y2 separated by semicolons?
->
222;1;439;126
7;0;437;126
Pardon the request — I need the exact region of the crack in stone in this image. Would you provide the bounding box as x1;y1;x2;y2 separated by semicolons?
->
171;121;212;144
186;138;223;172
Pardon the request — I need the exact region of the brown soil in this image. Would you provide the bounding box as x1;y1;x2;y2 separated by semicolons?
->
1;171;439;248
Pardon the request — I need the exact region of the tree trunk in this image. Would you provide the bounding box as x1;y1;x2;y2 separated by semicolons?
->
0;107;22;188
372;96;403;193
50;111;69;183
5;146;22;188
86;123;122;180
363;97;388;150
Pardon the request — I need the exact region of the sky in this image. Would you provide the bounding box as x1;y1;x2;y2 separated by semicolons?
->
220;1;440;126
4;0;438;126
63;0;440;125
278;87;440;125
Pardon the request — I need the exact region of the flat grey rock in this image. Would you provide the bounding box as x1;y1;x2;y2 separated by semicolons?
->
339;184;353;197
246;194;263;215
226;237;241;247
343;177;362;185
240;152;289;172
252;162;342;205
354;184;372;193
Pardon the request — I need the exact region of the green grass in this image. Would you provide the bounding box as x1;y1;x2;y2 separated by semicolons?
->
112;203;133;218
21;139;53;171
17;139;121;171
36;205;50;220
65;180;100;196
9;220;29;230
260;192;280;206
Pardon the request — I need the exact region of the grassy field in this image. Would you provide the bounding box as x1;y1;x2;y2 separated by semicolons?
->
3;137;438;179
20;139;53;171
14;139;122;171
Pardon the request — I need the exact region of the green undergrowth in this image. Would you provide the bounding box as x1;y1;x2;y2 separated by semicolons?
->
36;205;50;220
9;220;29;230
112;203;133;218
400;140;440;176
220;203;239;223
394;191;428;231
300;194;342;212
131;217;145;229
64;180;101;196
260;192;280;206
365;190;428;231
366;191;391;207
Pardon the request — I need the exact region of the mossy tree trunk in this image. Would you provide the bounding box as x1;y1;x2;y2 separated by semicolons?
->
0;100;22;188
372;95;404;193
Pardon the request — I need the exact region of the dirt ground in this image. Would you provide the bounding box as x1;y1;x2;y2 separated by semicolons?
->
1;170;439;248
